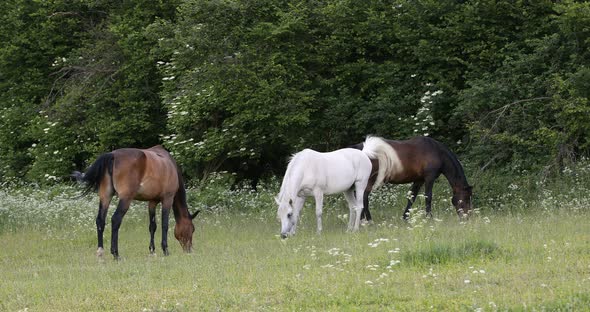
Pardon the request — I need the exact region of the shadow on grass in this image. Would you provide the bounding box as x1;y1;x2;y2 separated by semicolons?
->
403;240;502;266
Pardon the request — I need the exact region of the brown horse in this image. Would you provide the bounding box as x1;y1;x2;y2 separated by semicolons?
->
351;136;472;220
73;145;199;259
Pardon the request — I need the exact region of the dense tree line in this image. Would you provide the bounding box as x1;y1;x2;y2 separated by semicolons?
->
1;0;589;184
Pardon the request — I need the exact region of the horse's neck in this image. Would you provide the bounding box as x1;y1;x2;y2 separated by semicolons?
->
172;187;191;221
279;159;305;202
441;155;468;190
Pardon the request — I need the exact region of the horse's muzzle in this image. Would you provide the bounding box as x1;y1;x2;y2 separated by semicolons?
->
280;233;288;239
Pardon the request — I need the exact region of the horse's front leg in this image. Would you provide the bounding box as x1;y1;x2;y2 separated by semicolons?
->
111;198;131;260
424;179;435;218
148;201;158;254
161;197;173;256
313;190;324;234
290;196;305;236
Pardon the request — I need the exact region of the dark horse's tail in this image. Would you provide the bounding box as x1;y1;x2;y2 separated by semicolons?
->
71;153;114;196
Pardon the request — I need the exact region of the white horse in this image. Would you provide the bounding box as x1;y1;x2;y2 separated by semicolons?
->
276;136;397;238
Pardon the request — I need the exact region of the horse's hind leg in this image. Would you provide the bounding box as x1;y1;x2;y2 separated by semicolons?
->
96;182;114;257
403;182;423;220
360;175;376;222
111;198;131;260
360;189;372;222
343;190;356;231
313;190;324;234
344;181;366;231
96;198;112;257
148;201;158;254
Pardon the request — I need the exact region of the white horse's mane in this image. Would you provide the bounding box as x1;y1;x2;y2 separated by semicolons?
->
276;149;309;207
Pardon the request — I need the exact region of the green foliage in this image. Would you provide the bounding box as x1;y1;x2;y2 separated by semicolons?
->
0;0;88;180
149;0;317;177
0;0;178;183
457;1;590;171
2;0;590;183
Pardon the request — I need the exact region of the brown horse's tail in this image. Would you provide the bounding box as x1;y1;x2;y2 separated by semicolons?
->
72;153;114;196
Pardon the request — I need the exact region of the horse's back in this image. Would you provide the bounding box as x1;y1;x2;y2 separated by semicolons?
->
296;148;371;195
296;148;370;174
385;136;449;182
392;136;448;162
142;147;180;191
111;148;147;192
323;148;372;173
111;146;179;200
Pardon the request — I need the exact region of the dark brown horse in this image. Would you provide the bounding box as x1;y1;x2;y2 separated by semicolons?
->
73;145;199;259
351;136;472;220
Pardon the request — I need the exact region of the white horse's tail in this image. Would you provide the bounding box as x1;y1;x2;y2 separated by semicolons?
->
362;136;399;189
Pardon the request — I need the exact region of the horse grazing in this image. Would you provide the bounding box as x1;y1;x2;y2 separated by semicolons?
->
72;145;199;259
276;136;396;238
351;136;472;220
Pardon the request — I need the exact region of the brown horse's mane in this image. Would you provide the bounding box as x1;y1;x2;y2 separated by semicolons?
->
172;164;198;221
429;138;470;189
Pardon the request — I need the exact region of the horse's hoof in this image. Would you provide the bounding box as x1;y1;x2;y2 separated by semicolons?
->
163;250;169;256
360;219;372;226
96;247;105;257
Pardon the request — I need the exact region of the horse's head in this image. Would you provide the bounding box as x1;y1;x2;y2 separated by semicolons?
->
276;196;297;239
174;210;199;252
452;185;473;217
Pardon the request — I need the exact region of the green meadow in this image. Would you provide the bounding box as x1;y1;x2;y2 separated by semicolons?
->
1;176;589;311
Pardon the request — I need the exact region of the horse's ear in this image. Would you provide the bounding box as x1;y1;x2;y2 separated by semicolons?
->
190;210;200;219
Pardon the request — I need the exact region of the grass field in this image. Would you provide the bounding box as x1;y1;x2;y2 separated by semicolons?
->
1;179;589;311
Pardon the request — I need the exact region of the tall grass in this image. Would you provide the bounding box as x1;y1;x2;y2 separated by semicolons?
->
1;167;589;311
